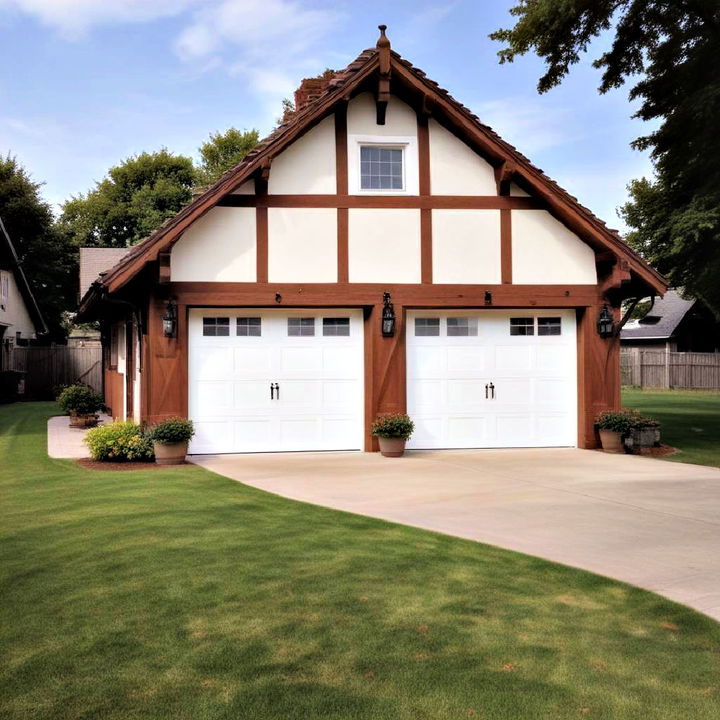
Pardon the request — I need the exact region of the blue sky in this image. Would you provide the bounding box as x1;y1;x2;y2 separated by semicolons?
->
1;0;655;230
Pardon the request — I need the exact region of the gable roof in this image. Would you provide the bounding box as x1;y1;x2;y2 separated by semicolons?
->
79;247;131;299
0;216;46;335
79;29;666;315
621;290;696;340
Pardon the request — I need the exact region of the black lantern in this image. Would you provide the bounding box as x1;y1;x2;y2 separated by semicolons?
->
381;292;396;337
597;304;614;338
162;300;177;338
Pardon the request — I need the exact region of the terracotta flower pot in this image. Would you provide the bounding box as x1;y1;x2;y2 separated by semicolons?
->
377;436;407;457
69;412;99;428
153;440;188;465
599;429;624;454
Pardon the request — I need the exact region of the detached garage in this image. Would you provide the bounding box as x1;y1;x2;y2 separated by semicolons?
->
76;28;666;453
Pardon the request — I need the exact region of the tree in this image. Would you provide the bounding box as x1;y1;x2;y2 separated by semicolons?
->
491;1;720;314
0;155;76;342
195;128;259;187
59;149;195;248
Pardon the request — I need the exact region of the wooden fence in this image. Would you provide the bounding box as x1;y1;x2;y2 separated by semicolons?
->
12;346;103;399
621;348;720;389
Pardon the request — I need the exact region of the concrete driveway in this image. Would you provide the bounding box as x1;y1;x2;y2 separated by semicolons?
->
191;448;720;621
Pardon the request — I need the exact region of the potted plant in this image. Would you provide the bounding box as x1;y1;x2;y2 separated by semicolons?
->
146;417;195;465
57;384;105;428
595;410;637;453
627;414;661;449
371;413;415;457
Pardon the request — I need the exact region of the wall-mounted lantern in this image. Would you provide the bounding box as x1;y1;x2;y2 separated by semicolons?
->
597;304;614;338
162;299;177;338
381;292;396;337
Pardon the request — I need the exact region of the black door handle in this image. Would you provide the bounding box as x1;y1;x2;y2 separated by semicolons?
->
275;382;280;400
270;382;274;400
489;382;495;400
485;383;489;399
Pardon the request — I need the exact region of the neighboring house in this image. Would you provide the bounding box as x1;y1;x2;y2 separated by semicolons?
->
0;216;46;369
621;289;720;353
76;27;665;453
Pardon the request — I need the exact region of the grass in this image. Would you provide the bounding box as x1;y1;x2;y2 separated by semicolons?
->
622;388;720;467
1;403;720;719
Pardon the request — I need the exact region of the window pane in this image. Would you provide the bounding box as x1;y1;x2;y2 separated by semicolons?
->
203;317;230;337
415;318;440;336
510;318;534;336
538;317;562;336
323;317;350;336
236;317;261;337
288;317;315;336
447;317;478;336
360;145;404;191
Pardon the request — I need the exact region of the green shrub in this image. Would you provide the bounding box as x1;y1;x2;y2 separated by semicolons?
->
57;384;104;416
84;421;154;462
596;409;661;436
146;417;195;445
371;413;415;440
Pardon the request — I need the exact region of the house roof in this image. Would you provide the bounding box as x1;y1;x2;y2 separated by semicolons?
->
78;27;666;317
0;215;47;335
79;247;131;298
621;290;695;340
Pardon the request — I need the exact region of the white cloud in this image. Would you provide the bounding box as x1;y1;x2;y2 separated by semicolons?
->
473;96;578;155
175;0;342;98
0;0;199;37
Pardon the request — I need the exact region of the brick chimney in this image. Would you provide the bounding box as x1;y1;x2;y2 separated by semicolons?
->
294;76;331;111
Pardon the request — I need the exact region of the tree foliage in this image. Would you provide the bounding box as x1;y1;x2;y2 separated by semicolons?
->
492;1;720;314
195;128;258;187
0;155;76;341
59;150;195;248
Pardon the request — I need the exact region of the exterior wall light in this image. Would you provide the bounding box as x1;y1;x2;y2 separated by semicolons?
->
162;300;177;338
381;292;396;337
597;304;614;338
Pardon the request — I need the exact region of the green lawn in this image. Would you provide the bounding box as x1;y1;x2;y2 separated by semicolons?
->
622;388;720;467
2;403;720;719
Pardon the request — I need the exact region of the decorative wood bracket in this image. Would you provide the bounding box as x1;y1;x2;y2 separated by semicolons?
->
376;24;391;125
494;159;517;196
598;258;631;297
255;159;271;194
158;252;171;284
419;93;435;118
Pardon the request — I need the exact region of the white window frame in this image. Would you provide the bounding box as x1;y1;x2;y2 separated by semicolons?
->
347;134;419;195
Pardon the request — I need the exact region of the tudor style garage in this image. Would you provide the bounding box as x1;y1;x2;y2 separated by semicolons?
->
77;27;666;454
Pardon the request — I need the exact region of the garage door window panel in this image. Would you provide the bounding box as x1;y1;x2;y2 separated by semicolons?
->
510;318;534;336
447;317;478;337
203;317;230;336
323;318;350;336
538;317;562;336
288;317;315;337
415;318;440;336
237;317;262;336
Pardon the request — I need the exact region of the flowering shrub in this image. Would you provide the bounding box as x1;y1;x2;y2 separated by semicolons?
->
84;421;154;462
371;413;415;440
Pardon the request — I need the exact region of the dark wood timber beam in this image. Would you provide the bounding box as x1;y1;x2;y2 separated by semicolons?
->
158;252;171;284
217;194;544;210
335;102;349;283
495;160;517;196
376;25;391;125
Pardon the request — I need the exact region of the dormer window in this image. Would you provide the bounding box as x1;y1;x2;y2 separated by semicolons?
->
360;146;404;190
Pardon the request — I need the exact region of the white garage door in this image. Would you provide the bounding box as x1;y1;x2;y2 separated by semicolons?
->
407;309;577;449
188;309;364;454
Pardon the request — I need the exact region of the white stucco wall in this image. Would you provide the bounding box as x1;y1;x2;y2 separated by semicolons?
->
0;269;36;339
428;119;497;196
171;207;256;282
347;92;418;137
268;208;337;282
348;209;421;283
512;210;597;284
231;180;255;195
432;210;501;284
268;115;336;194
